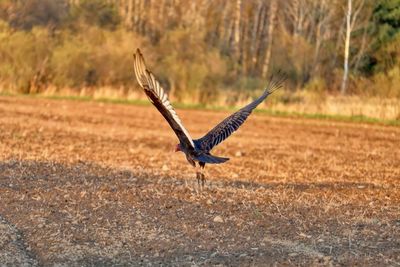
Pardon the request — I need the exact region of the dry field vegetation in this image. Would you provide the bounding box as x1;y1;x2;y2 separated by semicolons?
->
0;95;399;266
34;86;400;122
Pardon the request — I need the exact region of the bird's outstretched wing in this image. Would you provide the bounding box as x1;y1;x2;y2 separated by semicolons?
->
133;49;195;149
195;73;285;152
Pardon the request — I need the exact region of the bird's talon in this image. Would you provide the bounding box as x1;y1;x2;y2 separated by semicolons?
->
201;176;206;187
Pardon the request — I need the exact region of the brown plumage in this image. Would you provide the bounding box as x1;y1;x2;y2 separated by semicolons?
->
133;49;285;185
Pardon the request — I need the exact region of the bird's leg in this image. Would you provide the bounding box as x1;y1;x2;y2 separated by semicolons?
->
196;169;201;187
199;164;206;188
201;169;205;188
195;164;202;192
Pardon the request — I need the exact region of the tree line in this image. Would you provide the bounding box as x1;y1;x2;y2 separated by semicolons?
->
0;0;399;101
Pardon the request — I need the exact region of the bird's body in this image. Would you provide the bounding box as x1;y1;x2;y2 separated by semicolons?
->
176;140;229;167
133;49;284;184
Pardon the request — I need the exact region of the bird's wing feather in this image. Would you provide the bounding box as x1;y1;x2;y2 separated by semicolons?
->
133;49;195;149
196;73;285;152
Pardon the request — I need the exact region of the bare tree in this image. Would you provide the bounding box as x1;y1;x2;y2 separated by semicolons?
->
118;0;126;22
311;0;335;77
287;0;309;39
232;0;241;62
262;0;277;78
341;0;365;94
249;0;263;74
125;0;133;28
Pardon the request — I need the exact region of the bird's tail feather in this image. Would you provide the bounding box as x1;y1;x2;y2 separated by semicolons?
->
195;154;229;164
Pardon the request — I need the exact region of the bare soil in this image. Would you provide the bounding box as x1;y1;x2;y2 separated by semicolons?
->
0;96;399;266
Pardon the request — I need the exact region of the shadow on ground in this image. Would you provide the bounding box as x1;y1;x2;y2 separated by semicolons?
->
0;160;398;266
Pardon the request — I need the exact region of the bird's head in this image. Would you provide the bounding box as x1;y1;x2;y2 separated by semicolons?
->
174;143;182;152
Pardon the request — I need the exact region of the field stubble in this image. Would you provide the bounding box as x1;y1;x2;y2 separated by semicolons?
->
0;96;399;266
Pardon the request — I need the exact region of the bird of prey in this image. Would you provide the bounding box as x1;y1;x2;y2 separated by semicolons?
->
133;49;284;185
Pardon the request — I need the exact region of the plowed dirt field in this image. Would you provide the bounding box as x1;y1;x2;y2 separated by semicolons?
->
0;96;399;266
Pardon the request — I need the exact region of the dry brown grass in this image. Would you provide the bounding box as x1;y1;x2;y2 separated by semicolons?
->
269;92;400;121
2;84;399;121
0;96;399;266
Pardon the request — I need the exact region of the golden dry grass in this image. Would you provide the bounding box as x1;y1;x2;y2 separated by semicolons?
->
4;84;398;121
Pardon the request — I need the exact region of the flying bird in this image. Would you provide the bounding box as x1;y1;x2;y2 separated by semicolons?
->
133;49;284;185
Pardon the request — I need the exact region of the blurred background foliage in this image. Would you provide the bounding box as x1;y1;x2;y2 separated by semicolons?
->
0;0;399;103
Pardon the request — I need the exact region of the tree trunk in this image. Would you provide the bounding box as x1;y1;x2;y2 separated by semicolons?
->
255;3;267;74
311;0;330;77
232;0;241;61
262;0;277;78
125;0;133;28
250;0;262;74
240;17;248;74
118;0;127;26
133;0;140;32
341;0;352;95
